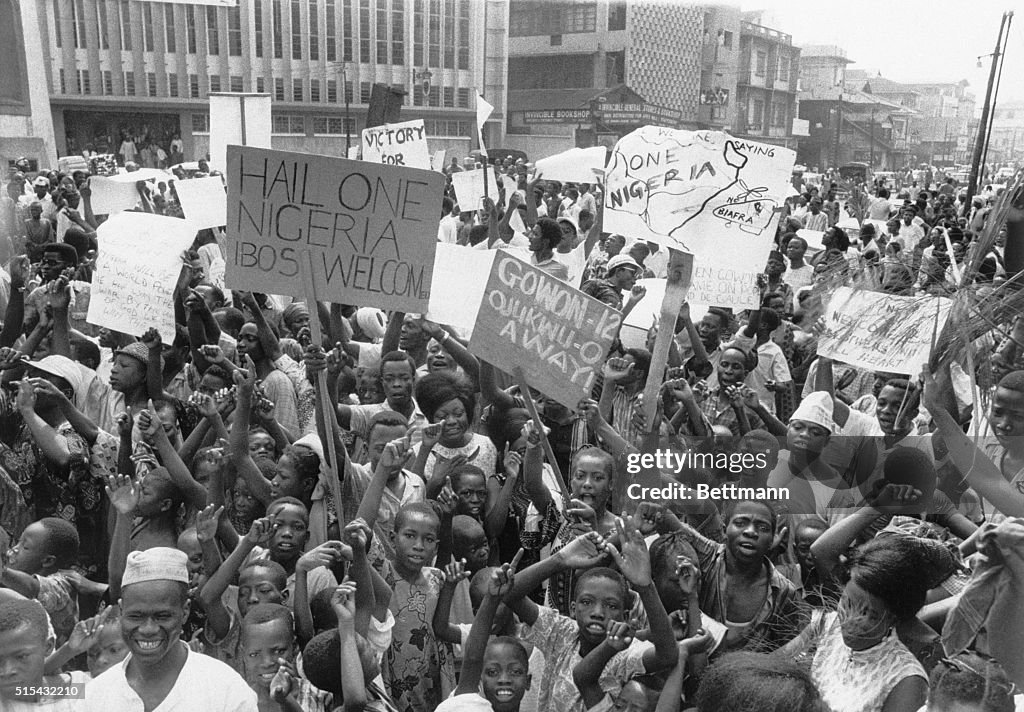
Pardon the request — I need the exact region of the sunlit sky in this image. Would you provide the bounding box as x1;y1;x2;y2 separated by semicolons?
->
726;0;1024;108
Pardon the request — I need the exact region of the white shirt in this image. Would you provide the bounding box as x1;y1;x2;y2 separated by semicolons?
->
84;644;257;712
438;215;460;244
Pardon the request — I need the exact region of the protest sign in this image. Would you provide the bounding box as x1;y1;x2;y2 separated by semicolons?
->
423;244;496;332
173;176;227;229
89;169;168;215
796;228;827;252
209;93;271;172
226;145;445;312
688;263;761;310
432;150;447;172
469;252;621;408
535;146;607;183
603;127;794;276
817;286;952;375
361;120;431;169
451;168;498;211
88;212;196;342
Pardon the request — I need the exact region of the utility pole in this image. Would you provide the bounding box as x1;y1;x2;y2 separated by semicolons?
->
869;104;876;169
833;90;842;168
967;11;1011;206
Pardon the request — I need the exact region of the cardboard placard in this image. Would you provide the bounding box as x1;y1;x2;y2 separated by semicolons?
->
226;146;445;311
817;286;952;376
173;176;227;229
209;94;271;172
603;127;795;275
534;146;607;183
450;168;498;211
469;252;620;408
361;119;431;170
87;212;197;341
89;169;167;215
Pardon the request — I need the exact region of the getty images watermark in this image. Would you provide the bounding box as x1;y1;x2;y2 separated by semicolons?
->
624;450;791;502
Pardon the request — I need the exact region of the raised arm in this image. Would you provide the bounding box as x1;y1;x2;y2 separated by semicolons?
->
229;357;274;505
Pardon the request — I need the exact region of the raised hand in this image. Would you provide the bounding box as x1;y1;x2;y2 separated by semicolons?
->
140;327;162;351
341;518;371;554
503;449;522;478
198;344;226;364
566;498;597;532
66;612;109;655
297;541;351;574
419;422;442;451
577;398;602;429
14;379;36;413
488;548;524;598
136;401;160;441
605;620;634;651
607;514;652;587
331;580;358;624
868;481;922;511
303;344;326;381
245;516;276;547
192;393;220;420
602;357;634;383
678;628;714;657
116;410;133;439
105;474;139;515
0;347;24;371
675;555;700;597
269;659;297;703
45;277;71;311
626;284;647;305
379;432;414;472
557;531;607;570
195;504;224;543
444;558;469;586
233;355;257;393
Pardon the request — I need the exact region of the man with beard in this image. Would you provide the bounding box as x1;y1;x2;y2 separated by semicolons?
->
84;547;256;711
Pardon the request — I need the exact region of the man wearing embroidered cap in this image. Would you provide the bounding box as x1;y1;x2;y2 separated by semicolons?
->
84;547;256;711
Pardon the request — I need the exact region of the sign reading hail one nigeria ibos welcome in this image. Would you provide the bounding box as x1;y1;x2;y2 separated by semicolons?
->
226;145;445;312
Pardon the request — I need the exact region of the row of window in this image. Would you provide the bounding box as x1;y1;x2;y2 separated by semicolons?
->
746;99;790;129
191;113;469;137
748;50;796;82
56;0;472;70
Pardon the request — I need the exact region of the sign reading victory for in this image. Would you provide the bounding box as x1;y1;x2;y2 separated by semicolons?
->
361;119;431;169
469;252;621;408
603;127;794;283
817;287;953;376
88;212;197;342
226;145;445;312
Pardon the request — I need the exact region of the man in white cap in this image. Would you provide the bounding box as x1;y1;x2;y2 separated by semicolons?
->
582;254;644;313
85;547;256;711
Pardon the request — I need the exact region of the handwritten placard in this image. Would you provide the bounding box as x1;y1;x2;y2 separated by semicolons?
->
450;168;498;211
817;286;952;375
88;212;197;341
173;176;227;229
361;120;431;169
226;146;445;311
470;252;621;408
688;264;761;310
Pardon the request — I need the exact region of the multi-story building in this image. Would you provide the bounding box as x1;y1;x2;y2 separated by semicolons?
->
504;0;704;156
988;101;1024;168
731;10;800;150
35;0;508;163
695;4;740;134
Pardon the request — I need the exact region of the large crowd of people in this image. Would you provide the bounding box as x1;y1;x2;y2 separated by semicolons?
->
0;143;1020;712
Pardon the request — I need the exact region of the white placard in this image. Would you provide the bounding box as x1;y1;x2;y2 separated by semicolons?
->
209;93;271;173
535;146;607;184
451;168;498;211
361;119;431;170
88;213;197;341
172;176;227;229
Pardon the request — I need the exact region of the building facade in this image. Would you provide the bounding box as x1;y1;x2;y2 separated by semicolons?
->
36;0;507;163
988;100;1024;169
731;11;800;150
504;0;704;156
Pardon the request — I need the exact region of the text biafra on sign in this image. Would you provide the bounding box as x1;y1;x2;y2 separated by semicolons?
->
469;253;621;409
226;146;445;312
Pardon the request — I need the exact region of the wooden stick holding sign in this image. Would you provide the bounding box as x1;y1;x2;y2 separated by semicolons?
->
641;249;694;434
512;367;569;507
303;251;344;528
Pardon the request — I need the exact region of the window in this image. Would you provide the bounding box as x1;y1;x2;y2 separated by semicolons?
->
54;3;61;48
189;74;200;98
168;73;178;97
755;51;766;77
125;71;135;95
103;70;113;95
428;86;439;107
359;0;371;63
750;99;764;128
376;0;387;63
72;0;87;48
722;30;732;49
443;86;454;107
293;79;303;102
443;0;454;67
309;0;319;59
772;103;787;127
192;114;210;133
273;0;284;58
606;50;624;85
142;4;153;51
313;116;345;134
327;79;337;102
456;88;470;108
76;69;90;94
414;0;423;65
164;6;176;51
292;0;302;58
608;0;626;30
509;1;597;36
326;0;336;60
230;75;244;92
360;82;372;103
257;77;266;93
345;81;353;103
777;54;789;82
186;6;197;53
207;7;220;54
508;55;594;90
210;75;221;92
58;69;66;94
119;1;132;50
423;119;469;136
457;0;469;69
228;5;242;55
97;1;109;49
343;1;353;60
310;79;321;102
392;0;404;65
274;77;285;100
147;72;157;97
255;0;264;56
273;115;306;134
428;0;439;65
